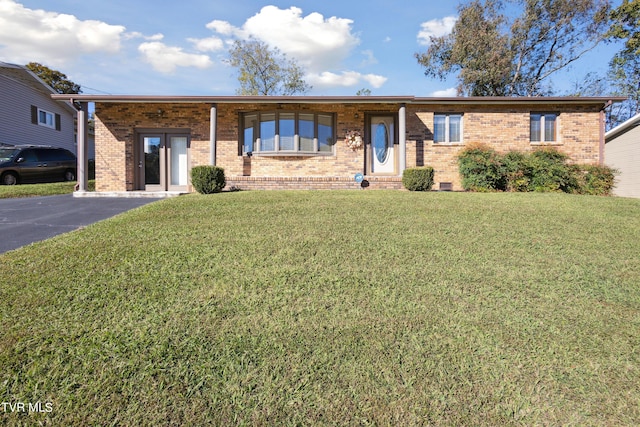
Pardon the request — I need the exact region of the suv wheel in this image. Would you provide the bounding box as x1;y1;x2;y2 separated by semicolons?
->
2;172;18;185
64;169;76;181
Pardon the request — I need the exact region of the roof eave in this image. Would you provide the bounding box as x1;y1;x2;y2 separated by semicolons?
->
413;96;628;105
50;95;416;104
51;94;628;107
605;112;640;141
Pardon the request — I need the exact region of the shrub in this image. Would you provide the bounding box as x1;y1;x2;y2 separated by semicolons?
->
527;148;578;193
190;166;226;194
402;167;435;191
577;165;617;196
457;143;505;191
502;151;530;192
457;145;615;196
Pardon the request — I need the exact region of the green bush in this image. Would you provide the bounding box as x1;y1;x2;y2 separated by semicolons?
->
457;145;615;196
190;166;226;194
502;151;530;192
577;165;617;196
402;167;435;191
527;148;578;193
457;143;505;191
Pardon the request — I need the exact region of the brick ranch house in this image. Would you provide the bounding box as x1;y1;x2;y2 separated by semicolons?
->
51;95;623;195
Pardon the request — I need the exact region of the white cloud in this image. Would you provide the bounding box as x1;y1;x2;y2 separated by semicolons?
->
307;71;387;89
430;87;458;97
206;6;360;72
362;74;388;88
188;37;225;53
206;20;236;36
0;0;125;66
125;32;164;41
138;42;213;74
417;16;457;46
360;50;377;67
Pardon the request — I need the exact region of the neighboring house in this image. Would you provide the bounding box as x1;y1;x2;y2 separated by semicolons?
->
0;62;77;153
605;113;640;198
51;94;623;194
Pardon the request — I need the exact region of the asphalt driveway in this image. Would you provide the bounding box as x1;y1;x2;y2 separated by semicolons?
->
0;194;161;253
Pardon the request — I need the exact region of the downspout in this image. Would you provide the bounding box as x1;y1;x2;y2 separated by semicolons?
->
210;104;217;165
399;103;407;175
599;100;612;166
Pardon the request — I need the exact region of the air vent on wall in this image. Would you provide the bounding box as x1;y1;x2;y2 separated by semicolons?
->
439;182;453;191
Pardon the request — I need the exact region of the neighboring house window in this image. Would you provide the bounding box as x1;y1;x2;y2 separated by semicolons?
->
39;109;54;128
434;113;463;143
242;112;335;154
31;105;61;131
530;113;558;143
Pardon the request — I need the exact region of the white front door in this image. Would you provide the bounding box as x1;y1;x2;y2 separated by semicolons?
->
369;115;396;174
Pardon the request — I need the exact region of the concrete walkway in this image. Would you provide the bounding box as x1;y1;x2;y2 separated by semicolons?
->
0;194;160;253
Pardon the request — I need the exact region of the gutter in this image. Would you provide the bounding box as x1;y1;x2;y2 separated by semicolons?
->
52;94;627;106
605;112;640;141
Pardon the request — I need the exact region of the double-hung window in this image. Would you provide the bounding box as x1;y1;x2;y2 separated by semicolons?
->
530;113;558;143
434;113;463;144
242;112;335;154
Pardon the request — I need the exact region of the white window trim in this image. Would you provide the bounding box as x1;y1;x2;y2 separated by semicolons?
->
38;108;55;129
242;111;336;156
530;113;561;144
434;113;463;145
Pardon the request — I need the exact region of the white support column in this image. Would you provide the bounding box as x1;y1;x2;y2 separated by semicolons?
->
399;103;407;175
210;105;217;165
77;102;89;192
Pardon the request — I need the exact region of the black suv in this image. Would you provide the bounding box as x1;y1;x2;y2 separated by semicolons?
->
0;146;77;185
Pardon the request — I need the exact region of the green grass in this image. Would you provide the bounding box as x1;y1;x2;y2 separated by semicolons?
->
1;191;639;425
0;181;95;198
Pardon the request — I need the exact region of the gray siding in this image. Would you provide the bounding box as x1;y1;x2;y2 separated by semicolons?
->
0;74;76;153
606;125;640;198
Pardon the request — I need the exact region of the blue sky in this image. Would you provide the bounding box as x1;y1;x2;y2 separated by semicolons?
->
0;0;623;96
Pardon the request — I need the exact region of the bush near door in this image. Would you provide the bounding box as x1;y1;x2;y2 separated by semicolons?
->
190;166;226;194
402;167;435;191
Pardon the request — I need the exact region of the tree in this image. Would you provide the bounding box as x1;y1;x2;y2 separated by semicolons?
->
25;62;82;94
606;0;640;124
227;39;311;96
416;0;611;96
608;0;640;54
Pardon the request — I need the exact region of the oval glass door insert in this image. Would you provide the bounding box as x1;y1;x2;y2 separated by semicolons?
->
374;123;389;163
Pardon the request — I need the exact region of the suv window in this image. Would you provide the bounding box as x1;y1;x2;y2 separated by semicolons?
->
34;149;76;162
36;149;58;162
19;149;38;163
0;148;18;162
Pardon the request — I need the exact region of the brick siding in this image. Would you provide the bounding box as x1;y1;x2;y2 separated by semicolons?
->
93;101;603;192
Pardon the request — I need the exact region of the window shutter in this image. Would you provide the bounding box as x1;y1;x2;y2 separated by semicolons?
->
31;106;38;124
55;114;61;131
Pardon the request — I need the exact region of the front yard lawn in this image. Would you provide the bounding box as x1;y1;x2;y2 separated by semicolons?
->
1;191;639;425
0;180;95;198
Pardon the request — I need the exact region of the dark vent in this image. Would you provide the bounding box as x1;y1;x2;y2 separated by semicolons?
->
439;182;453;191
